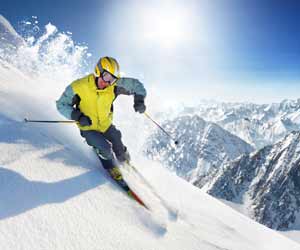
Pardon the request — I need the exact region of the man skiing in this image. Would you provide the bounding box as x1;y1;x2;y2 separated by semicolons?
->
56;56;147;180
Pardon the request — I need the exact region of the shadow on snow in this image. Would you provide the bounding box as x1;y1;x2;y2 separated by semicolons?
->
0;113;95;169
0;167;105;220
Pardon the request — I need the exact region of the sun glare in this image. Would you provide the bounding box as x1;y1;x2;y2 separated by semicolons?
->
138;4;193;49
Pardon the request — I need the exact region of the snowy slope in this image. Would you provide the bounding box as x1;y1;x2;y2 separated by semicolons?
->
1;111;300;250
0;15;300;250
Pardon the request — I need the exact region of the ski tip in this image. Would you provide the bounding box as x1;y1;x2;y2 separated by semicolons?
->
128;190;149;209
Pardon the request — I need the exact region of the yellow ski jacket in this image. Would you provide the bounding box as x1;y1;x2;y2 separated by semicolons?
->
56;74;147;133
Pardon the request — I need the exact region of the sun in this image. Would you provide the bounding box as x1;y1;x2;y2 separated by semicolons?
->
137;3;194;49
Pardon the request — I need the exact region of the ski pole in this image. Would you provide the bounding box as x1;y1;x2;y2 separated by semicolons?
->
144;112;179;145
24;118;76;124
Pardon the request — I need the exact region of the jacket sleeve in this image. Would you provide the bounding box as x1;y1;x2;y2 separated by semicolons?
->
56;85;76;120
115;77;147;98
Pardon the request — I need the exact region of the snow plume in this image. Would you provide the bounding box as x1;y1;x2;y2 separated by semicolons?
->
1;16;91;82
0;15;92;155
0;15;92;114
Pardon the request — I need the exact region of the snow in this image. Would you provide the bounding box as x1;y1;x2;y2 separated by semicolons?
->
0;15;299;250
0;15;22;38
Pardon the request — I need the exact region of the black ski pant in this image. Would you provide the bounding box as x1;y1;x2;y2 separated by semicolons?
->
80;125;127;164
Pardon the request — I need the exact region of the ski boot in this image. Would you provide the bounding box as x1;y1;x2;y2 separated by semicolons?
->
117;147;131;166
108;166;122;181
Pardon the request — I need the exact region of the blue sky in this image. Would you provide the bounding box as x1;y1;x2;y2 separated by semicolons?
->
1;0;300;103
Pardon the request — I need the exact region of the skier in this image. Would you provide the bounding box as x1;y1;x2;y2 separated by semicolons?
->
56;56;147;180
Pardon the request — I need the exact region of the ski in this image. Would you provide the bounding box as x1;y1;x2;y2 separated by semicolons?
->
106;164;169;233
95;153;148;209
107;166;148;209
123;162;178;221
127;189;148;208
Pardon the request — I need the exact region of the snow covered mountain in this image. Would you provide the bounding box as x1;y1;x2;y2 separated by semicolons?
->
175;100;300;149
145;103;300;238
205;130;300;231
144;115;254;185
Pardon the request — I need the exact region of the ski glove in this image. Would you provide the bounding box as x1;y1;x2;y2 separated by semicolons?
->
134;95;146;113
71;109;92;126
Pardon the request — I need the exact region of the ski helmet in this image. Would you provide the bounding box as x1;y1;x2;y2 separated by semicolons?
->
94;56;120;78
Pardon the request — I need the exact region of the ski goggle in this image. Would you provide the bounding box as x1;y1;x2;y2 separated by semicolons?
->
101;70;118;85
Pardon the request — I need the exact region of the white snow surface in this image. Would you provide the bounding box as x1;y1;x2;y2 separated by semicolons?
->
0;15;300;250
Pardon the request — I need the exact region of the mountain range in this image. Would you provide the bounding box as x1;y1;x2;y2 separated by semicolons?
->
177;99;300;149
206;131;300;231
144;114;254;186
145;102;300;233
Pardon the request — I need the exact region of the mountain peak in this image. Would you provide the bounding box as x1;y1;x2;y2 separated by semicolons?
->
207;130;300;230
